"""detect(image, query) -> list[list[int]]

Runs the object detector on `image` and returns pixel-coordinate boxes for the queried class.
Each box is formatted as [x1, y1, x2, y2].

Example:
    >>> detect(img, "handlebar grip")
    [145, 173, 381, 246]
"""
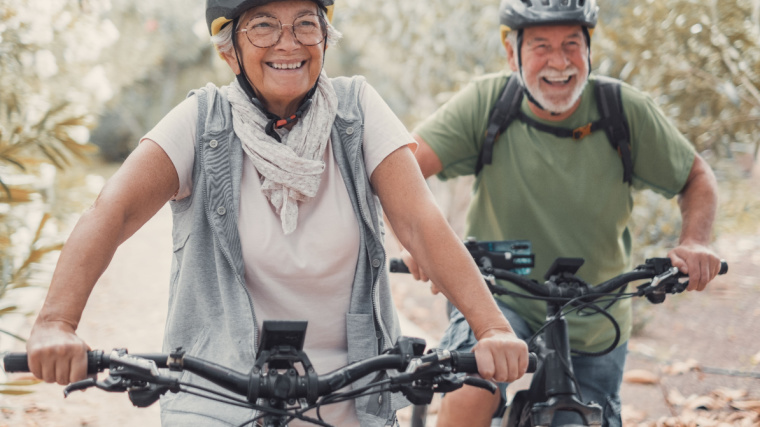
[3, 351, 105, 375]
[451, 352, 538, 374]
[719, 261, 728, 275]
[389, 258, 410, 274]
[3, 353, 30, 373]
[527, 352, 537, 373]
[452, 352, 478, 374]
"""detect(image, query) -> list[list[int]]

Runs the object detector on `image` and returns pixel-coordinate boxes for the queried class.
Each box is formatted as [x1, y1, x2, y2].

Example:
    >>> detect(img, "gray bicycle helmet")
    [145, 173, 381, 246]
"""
[206, 0, 334, 36]
[499, 0, 598, 44]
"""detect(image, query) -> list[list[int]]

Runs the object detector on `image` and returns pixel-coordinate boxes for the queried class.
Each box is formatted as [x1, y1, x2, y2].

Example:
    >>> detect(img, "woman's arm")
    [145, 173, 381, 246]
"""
[26, 140, 179, 385]
[371, 146, 528, 383]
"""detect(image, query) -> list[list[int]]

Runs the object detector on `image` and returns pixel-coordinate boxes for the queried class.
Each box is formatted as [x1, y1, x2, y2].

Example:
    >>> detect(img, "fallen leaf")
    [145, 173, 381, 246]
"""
[730, 400, 760, 412]
[751, 350, 760, 365]
[620, 404, 647, 422]
[713, 387, 748, 401]
[684, 395, 720, 410]
[725, 410, 760, 424]
[623, 369, 660, 384]
[662, 358, 700, 375]
[667, 388, 686, 406]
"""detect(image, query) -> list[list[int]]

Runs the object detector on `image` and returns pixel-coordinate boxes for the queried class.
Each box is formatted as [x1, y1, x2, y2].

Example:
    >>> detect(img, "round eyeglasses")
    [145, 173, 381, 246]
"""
[238, 14, 327, 48]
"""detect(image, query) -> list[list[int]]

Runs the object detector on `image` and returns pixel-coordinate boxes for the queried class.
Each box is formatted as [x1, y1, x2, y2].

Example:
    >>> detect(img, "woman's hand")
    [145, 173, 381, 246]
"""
[27, 320, 89, 385]
[471, 329, 529, 383]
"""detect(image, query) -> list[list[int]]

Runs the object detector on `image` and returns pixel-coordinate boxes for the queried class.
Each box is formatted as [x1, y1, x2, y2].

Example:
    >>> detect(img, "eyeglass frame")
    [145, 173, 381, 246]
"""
[236, 13, 328, 48]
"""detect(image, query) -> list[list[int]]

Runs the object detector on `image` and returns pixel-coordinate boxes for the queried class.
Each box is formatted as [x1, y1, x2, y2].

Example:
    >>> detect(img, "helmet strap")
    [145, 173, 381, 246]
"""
[515, 29, 549, 112]
[582, 26, 592, 77]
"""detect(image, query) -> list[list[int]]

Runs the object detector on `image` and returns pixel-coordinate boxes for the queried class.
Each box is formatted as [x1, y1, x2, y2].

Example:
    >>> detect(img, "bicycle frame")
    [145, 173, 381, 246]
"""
[502, 298, 603, 427]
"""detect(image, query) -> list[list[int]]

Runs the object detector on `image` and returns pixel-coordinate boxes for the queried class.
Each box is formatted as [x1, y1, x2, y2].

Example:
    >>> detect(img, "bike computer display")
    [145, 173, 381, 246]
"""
[258, 320, 308, 352]
[464, 238, 534, 275]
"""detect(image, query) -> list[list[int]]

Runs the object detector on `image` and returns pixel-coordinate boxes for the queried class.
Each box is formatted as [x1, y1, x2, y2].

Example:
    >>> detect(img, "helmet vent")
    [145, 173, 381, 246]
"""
[561, 0, 570, 6]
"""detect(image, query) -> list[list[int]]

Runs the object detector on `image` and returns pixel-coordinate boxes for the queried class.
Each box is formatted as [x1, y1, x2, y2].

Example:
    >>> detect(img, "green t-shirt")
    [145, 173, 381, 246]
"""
[415, 72, 696, 352]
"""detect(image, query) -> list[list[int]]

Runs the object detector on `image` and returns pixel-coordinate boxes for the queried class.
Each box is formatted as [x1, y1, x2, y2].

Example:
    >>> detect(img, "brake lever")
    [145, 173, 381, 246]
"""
[65, 375, 130, 397]
[64, 378, 98, 396]
[637, 267, 685, 304]
[462, 377, 498, 394]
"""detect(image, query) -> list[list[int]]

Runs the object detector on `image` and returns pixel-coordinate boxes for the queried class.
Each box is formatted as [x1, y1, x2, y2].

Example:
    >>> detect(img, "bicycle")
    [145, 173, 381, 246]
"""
[3, 319, 537, 427]
[389, 239, 728, 427]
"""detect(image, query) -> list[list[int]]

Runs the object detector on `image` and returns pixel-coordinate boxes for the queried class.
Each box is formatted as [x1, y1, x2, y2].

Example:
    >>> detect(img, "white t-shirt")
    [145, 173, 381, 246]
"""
[143, 81, 415, 426]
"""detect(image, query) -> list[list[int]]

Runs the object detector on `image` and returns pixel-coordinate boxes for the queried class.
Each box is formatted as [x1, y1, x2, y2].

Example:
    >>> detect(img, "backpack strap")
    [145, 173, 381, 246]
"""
[476, 74, 523, 176]
[594, 76, 633, 185]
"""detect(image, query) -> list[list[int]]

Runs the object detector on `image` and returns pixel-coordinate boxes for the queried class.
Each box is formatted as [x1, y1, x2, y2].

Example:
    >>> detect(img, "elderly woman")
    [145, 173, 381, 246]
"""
[25, 0, 528, 425]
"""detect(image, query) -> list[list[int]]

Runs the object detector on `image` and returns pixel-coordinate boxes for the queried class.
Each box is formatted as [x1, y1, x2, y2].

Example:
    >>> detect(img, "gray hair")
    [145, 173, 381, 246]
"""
[211, 14, 342, 55]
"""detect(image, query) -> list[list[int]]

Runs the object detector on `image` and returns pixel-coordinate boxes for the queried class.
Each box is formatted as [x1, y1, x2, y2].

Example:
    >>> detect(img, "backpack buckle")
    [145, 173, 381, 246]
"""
[572, 123, 593, 140]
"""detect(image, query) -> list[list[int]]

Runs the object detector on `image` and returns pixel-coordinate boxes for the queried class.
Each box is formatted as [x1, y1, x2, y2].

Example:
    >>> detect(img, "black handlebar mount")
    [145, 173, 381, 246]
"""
[249, 320, 320, 405]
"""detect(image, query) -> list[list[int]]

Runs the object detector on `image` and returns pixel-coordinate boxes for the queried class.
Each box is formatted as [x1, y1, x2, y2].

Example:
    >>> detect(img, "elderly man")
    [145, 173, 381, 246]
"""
[401, 0, 722, 425]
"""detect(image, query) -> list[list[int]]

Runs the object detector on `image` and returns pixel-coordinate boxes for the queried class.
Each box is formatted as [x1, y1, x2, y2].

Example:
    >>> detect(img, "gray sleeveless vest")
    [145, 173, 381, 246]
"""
[159, 76, 404, 426]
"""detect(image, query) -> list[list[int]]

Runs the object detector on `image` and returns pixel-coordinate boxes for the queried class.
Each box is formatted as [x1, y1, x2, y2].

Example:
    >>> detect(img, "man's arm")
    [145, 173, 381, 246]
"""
[668, 153, 722, 291]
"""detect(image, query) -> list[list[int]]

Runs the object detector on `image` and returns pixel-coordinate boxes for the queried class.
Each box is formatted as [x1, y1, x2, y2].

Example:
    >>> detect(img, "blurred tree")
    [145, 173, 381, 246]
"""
[332, 0, 506, 125]
[0, 0, 119, 343]
[89, 0, 229, 161]
[594, 0, 759, 172]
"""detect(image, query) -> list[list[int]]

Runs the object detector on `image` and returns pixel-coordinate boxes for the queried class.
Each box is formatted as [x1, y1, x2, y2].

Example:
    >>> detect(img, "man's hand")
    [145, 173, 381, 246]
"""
[471, 329, 529, 383]
[668, 242, 722, 291]
[400, 249, 444, 294]
[27, 320, 89, 385]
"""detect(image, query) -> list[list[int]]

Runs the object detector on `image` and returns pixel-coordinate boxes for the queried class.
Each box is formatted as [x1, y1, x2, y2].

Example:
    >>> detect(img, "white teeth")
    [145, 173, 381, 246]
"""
[271, 62, 304, 70]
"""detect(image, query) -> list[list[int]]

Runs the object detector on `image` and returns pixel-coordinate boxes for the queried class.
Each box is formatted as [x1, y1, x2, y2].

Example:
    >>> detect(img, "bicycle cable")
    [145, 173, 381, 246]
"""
[549, 325, 585, 403]
[177, 381, 254, 408]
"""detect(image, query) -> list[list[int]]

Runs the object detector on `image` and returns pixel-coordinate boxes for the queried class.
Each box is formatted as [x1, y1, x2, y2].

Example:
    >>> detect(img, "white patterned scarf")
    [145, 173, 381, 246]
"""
[226, 71, 338, 235]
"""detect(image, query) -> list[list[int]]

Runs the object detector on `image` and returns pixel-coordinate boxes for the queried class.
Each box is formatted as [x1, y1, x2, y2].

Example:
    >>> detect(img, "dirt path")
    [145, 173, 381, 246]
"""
[0, 205, 172, 427]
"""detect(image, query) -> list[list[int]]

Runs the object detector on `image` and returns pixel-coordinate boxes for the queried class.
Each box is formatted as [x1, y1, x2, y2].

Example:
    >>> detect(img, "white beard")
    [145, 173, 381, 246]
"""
[521, 66, 588, 114]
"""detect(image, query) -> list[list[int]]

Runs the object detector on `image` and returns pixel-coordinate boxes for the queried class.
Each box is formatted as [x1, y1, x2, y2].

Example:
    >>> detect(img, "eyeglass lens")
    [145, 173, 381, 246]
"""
[244, 14, 326, 48]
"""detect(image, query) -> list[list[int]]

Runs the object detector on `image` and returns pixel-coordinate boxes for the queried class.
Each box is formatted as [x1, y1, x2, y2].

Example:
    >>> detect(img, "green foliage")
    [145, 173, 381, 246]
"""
[0, 0, 109, 193]
[88, 0, 229, 161]
[333, 0, 506, 125]
[594, 0, 760, 161]
[0, 0, 119, 347]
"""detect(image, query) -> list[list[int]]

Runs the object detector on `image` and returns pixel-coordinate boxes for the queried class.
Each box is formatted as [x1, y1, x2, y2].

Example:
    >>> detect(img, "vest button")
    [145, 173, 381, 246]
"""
[346, 126, 354, 135]
[217, 206, 226, 215]
[371, 258, 381, 268]
[209, 139, 218, 148]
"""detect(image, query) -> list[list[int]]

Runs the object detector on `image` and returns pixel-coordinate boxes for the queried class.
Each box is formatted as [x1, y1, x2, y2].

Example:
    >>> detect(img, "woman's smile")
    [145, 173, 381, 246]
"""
[268, 60, 307, 70]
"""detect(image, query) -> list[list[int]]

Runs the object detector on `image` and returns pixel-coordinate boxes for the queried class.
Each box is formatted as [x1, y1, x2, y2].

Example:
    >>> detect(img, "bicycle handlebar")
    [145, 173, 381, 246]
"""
[3, 346, 538, 402]
[391, 256, 728, 302]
